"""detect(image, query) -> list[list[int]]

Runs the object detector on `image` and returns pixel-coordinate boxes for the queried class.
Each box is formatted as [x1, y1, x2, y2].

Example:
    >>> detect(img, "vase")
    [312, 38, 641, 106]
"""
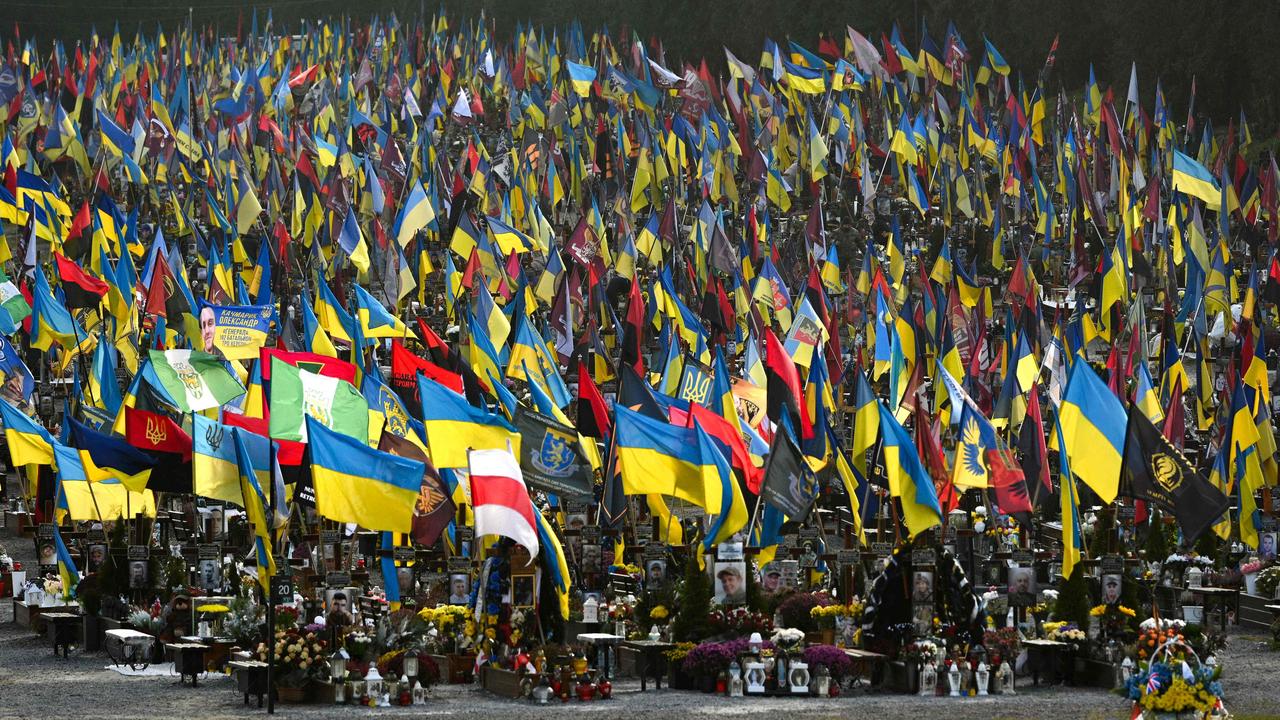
[1243, 572, 1258, 595]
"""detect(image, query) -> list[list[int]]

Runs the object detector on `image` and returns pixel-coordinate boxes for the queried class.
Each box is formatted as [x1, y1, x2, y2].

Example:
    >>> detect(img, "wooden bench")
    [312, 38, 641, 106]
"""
[105, 629, 154, 669]
[842, 648, 888, 690]
[229, 660, 269, 707]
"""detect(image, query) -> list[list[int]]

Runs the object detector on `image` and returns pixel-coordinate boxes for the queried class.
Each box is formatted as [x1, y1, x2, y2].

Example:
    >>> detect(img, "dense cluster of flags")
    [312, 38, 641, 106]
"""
[0, 7, 1275, 614]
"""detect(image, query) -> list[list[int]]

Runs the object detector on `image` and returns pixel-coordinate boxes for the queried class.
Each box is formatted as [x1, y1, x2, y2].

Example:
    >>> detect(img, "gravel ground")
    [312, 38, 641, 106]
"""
[2, 523, 1275, 720]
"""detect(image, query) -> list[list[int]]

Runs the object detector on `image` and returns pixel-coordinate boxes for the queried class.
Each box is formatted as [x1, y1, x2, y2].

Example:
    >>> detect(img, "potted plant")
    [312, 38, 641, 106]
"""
[1256, 566, 1280, 600]
[801, 644, 853, 693]
[664, 643, 695, 689]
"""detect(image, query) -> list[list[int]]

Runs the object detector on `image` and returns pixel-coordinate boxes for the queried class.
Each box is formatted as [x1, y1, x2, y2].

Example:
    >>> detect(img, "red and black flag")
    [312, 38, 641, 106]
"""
[576, 359, 612, 438]
[621, 275, 646, 374]
[54, 252, 108, 309]
[764, 328, 809, 437]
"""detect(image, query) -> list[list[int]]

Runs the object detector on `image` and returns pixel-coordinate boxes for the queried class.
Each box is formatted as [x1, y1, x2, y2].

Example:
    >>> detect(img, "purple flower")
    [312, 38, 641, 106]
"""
[802, 645, 854, 679]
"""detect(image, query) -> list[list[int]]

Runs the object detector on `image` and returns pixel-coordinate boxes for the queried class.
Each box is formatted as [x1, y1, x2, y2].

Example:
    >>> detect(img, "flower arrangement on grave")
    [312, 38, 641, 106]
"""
[770, 627, 805, 653]
[802, 644, 854, 680]
[664, 642, 696, 664]
[982, 627, 1021, 665]
[681, 638, 772, 678]
[900, 639, 939, 664]
[649, 604, 669, 622]
[126, 604, 166, 635]
[269, 603, 297, 628]
[42, 576, 63, 598]
[344, 630, 376, 664]
[1257, 566, 1280, 598]
[1091, 603, 1138, 638]
[775, 590, 833, 632]
[1044, 621, 1087, 644]
[257, 629, 329, 688]
[707, 606, 773, 637]
[810, 600, 864, 630]
[375, 648, 439, 686]
[223, 595, 263, 647]
[1124, 637, 1224, 717]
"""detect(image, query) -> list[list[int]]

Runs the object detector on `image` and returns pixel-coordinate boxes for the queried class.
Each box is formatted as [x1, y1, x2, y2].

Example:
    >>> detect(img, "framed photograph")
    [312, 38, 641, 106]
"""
[37, 541, 56, 567]
[713, 560, 747, 604]
[511, 574, 536, 608]
[566, 514, 588, 533]
[198, 559, 222, 591]
[581, 543, 601, 572]
[1008, 566, 1037, 607]
[912, 571, 934, 603]
[447, 573, 471, 604]
[1260, 532, 1277, 562]
[326, 587, 360, 627]
[645, 559, 668, 587]
[1101, 574, 1123, 605]
[86, 544, 107, 573]
[778, 560, 800, 590]
[128, 560, 149, 590]
[397, 567, 415, 597]
[759, 562, 783, 595]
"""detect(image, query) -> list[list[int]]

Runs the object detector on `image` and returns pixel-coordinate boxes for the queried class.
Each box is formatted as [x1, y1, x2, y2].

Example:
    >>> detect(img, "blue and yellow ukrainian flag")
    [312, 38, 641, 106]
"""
[69, 417, 154, 492]
[566, 60, 596, 97]
[52, 524, 79, 598]
[233, 427, 275, 591]
[307, 415, 423, 534]
[877, 400, 942, 538]
[1058, 360, 1126, 503]
[394, 180, 436, 247]
[1171, 150, 1222, 210]
[417, 375, 520, 468]
[1055, 413, 1084, 578]
[613, 403, 717, 509]
[0, 399, 55, 466]
[30, 265, 89, 352]
[192, 414, 246, 504]
[314, 274, 357, 343]
[300, 293, 339, 357]
[535, 510, 572, 618]
[354, 284, 412, 339]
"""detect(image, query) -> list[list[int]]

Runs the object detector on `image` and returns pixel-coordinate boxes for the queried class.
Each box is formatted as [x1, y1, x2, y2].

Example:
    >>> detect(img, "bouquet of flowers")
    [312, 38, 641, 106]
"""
[344, 630, 375, 663]
[257, 629, 328, 688]
[223, 596, 263, 647]
[1090, 604, 1138, 638]
[770, 627, 805, 653]
[649, 605, 670, 622]
[708, 607, 773, 637]
[983, 627, 1021, 664]
[42, 577, 63, 598]
[901, 640, 939, 664]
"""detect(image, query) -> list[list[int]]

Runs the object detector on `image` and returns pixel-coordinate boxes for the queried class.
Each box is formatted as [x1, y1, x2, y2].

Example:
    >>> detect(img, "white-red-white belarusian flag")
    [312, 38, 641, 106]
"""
[468, 447, 539, 557]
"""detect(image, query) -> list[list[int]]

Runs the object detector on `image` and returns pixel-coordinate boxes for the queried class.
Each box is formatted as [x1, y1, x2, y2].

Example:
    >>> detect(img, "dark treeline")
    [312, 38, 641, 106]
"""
[3, 0, 1278, 136]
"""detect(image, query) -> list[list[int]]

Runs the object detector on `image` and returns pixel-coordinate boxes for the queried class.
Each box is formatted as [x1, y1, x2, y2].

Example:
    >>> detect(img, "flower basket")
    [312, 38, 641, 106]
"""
[275, 684, 310, 703]
[1126, 637, 1223, 718]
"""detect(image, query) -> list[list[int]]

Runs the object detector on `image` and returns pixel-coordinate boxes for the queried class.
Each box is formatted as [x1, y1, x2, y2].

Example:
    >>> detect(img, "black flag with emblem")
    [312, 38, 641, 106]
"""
[1121, 409, 1228, 543]
[760, 422, 816, 523]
